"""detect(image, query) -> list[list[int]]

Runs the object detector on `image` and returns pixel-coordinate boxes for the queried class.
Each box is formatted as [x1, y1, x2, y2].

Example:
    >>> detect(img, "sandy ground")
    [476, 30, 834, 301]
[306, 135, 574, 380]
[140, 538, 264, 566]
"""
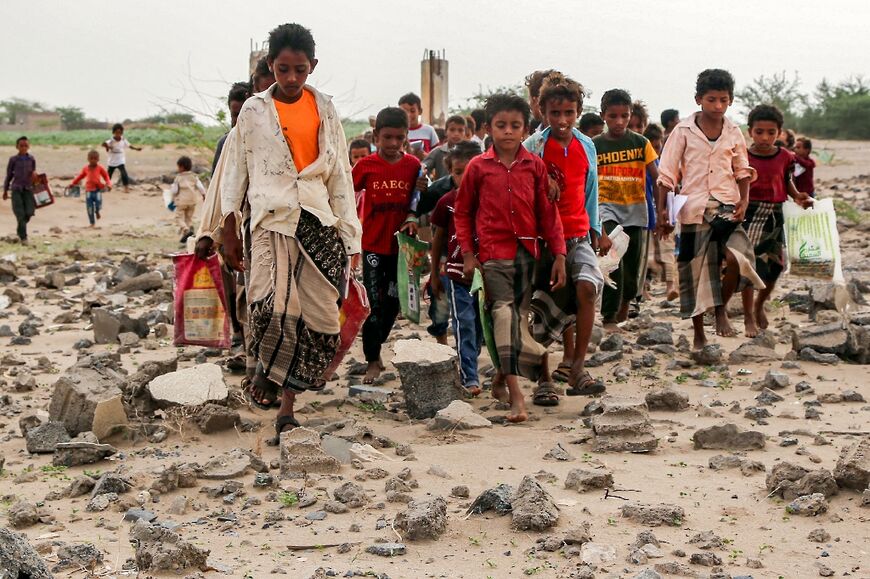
[0, 140, 868, 579]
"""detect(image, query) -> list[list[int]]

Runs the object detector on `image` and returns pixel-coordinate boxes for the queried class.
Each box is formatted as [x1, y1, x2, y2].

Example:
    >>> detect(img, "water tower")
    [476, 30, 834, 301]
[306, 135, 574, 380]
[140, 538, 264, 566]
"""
[421, 49, 448, 127]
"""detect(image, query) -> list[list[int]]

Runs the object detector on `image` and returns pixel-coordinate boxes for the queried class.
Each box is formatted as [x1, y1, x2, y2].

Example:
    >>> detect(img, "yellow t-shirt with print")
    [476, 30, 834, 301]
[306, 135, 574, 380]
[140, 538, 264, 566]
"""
[593, 130, 657, 228]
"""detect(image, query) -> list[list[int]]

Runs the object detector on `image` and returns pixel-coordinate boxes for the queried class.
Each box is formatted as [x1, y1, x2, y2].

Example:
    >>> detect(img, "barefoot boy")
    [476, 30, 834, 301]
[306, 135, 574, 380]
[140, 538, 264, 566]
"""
[454, 94, 567, 422]
[656, 69, 764, 349]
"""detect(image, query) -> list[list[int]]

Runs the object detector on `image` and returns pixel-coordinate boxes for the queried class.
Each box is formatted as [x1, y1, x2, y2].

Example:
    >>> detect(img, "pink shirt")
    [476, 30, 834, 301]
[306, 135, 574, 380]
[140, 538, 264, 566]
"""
[657, 112, 753, 225]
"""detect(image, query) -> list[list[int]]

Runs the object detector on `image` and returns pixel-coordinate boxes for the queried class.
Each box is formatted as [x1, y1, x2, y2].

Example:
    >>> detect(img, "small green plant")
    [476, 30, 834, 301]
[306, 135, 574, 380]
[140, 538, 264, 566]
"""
[758, 544, 774, 555]
[468, 536, 481, 546]
[40, 465, 67, 475]
[358, 402, 386, 413]
[485, 559, 497, 569]
[675, 374, 688, 384]
[278, 491, 299, 507]
[607, 517, 617, 526]
[581, 453, 593, 462]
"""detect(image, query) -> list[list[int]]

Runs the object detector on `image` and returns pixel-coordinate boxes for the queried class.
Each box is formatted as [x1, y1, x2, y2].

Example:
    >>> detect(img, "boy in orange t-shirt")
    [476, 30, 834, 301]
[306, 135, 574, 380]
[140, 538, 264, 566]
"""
[70, 150, 111, 226]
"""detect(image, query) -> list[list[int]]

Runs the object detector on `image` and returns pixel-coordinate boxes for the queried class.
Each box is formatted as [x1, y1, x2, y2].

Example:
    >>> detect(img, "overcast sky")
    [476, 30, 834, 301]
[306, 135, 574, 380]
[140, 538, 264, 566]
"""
[3, 0, 868, 125]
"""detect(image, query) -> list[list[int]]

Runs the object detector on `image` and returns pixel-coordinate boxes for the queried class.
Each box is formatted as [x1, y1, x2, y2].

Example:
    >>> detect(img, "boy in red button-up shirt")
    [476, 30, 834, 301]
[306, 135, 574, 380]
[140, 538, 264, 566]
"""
[454, 94, 566, 423]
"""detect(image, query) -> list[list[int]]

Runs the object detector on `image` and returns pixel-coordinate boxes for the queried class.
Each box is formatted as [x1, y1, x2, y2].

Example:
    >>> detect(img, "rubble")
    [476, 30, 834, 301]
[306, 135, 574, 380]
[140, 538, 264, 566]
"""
[692, 423, 765, 450]
[428, 400, 492, 430]
[511, 475, 559, 531]
[620, 502, 685, 527]
[392, 339, 464, 419]
[280, 427, 341, 478]
[833, 438, 870, 490]
[0, 527, 53, 579]
[564, 468, 613, 492]
[591, 396, 658, 452]
[48, 356, 128, 440]
[130, 519, 209, 572]
[146, 363, 229, 408]
[394, 496, 448, 540]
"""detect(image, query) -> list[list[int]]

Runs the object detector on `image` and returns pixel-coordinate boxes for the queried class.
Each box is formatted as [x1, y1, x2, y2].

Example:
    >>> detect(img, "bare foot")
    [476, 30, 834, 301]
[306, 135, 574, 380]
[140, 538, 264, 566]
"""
[603, 321, 623, 334]
[363, 361, 381, 384]
[744, 315, 758, 338]
[715, 310, 737, 338]
[506, 396, 528, 423]
[755, 303, 769, 330]
[693, 333, 707, 350]
[491, 372, 510, 404]
[435, 334, 448, 346]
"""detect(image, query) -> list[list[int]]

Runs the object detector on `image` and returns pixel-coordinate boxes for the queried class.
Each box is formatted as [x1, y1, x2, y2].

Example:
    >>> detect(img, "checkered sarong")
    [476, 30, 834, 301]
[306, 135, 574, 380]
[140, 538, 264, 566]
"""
[743, 201, 785, 283]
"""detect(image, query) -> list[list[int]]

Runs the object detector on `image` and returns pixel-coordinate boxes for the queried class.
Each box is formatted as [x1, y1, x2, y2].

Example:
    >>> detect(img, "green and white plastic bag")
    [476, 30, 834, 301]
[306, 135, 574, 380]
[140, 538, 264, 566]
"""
[783, 198, 844, 283]
[470, 268, 500, 371]
[396, 232, 430, 324]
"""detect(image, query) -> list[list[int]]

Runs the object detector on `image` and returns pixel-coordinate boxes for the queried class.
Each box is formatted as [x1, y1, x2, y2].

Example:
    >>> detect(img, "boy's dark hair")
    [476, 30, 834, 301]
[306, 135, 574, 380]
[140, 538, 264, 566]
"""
[435, 127, 446, 142]
[375, 107, 409, 131]
[112, 123, 123, 133]
[470, 109, 485, 131]
[525, 69, 556, 99]
[630, 100, 649, 127]
[579, 113, 604, 133]
[796, 136, 812, 151]
[445, 115, 467, 128]
[643, 123, 664, 141]
[538, 71, 586, 112]
[15, 136, 28, 145]
[267, 23, 316, 61]
[782, 128, 796, 148]
[228, 82, 251, 104]
[445, 140, 482, 168]
[464, 115, 476, 132]
[600, 89, 632, 114]
[748, 104, 785, 129]
[695, 69, 735, 99]
[87, 149, 99, 158]
[177, 156, 193, 171]
[253, 57, 270, 81]
[398, 93, 422, 108]
[660, 108, 680, 127]
[349, 139, 371, 151]
[484, 93, 531, 127]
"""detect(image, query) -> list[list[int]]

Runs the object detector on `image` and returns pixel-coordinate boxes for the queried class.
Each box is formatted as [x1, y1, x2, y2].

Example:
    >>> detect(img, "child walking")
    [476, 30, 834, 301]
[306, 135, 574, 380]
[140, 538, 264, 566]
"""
[455, 93, 566, 423]
[423, 115, 468, 179]
[642, 124, 678, 301]
[793, 137, 816, 197]
[353, 107, 421, 384]
[656, 69, 764, 349]
[171, 156, 206, 243]
[594, 89, 659, 331]
[103, 123, 141, 192]
[70, 150, 111, 227]
[3, 136, 36, 244]
[741, 104, 813, 336]
[398, 93, 439, 155]
[524, 72, 605, 402]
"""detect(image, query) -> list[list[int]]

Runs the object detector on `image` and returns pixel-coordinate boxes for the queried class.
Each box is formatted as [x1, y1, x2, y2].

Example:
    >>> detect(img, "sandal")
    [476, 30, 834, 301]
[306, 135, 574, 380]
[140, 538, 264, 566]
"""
[532, 381, 560, 407]
[463, 385, 482, 398]
[551, 363, 572, 383]
[244, 376, 280, 410]
[268, 415, 300, 445]
[566, 372, 606, 396]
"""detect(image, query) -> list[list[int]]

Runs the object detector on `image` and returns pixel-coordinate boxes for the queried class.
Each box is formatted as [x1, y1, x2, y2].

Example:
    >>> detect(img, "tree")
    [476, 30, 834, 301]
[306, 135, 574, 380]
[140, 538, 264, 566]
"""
[0, 98, 47, 124]
[55, 106, 86, 130]
[452, 83, 525, 114]
[800, 76, 870, 139]
[735, 71, 806, 126]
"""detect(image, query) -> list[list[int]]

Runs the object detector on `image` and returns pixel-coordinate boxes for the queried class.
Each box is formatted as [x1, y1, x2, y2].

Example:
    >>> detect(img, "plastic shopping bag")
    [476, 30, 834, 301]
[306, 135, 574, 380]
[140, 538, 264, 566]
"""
[172, 253, 230, 348]
[598, 225, 631, 289]
[396, 232, 430, 324]
[163, 189, 176, 211]
[31, 173, 54, 208]
[471, 268, 500, 371]
[783, 198, 843, 283]
[322, 276, 370, 380]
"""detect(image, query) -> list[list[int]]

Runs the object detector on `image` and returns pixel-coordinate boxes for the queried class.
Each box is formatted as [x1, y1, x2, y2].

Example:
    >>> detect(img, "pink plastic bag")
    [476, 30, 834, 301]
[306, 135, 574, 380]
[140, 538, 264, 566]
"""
[172, 253, 231, 349]
[322, 277, 370, 380]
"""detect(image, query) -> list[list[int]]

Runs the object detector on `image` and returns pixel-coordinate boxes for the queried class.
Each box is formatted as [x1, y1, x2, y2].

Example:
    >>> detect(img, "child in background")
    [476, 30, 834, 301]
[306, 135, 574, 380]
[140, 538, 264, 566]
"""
[741, 104, 813, 337]
[171, 155, 206, 243]
[398, 93, 439, 155]
[777, 128, 796, 150]
[349, 139, 372, 167]
[70, 150, 111, 227]
[454, 94, 566, 423]
[103, 123, 141, 192]
[594, 89, 658, 331]
[579, 113, 605, 138]
[251, 57, 276, 93]
[524, 72, 605, 401]
[643, 124, 678, 300]
[464, 115, 476, 141]
[3, 136, 36, 244]
[628, 100, 655, 307]
[793, 137, 816, 197]
[657, 69, 764, 349]
[429, 142, 485, 394]
[660, 108, 680, 142]
[353, 107, 421, 384]
[525, 69, 556, 133]
[469, 109, 487, 147]
[423, 115, 468, 179]
[212, 82, 252, 173]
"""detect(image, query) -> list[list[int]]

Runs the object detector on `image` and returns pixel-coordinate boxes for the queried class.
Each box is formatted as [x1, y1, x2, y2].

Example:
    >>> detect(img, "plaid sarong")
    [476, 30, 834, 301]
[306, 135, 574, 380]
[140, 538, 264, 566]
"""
[530, 245, 576, 347]
[248, 210, 346, 392]
[678, 198, 765, 318]
[482, 246, 546, 380]
[743, 200, 785, 283]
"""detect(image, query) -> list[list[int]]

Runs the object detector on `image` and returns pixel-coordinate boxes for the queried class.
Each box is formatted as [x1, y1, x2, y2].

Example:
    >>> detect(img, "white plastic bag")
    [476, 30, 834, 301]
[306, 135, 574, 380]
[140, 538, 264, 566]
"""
[783, 198, 843, 283]
[598, 225, 630, 289]
[162, 189, 176, 211]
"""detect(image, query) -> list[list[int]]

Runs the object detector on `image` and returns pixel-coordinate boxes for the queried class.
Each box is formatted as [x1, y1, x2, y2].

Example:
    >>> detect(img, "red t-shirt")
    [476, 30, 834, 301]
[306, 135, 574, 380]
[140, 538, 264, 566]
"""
[793, 154, 815, 195]
[748, 147, 794, 203]
[543, 137, 590, 238]
[352, 153, 420, 255]
[430, 189, 465, 283]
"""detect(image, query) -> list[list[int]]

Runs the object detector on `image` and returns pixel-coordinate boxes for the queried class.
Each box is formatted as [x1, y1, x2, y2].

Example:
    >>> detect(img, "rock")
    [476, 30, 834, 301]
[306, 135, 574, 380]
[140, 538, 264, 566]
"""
[564, 468, 613, 492]
[591, 396, 658, 453]
[799, 348, 840, 365]
[786, 493, 829, 516]
[394, 496, 448, 540]
[92, 307, 148, 343]
[130, 520, 209, 572]
[691, 344, 723, 366]
[113, 257, 150, 284]
[365, 543, 406, 557]
[633, 571, 663, 579]
[543, 443, 575, 461]
[428, 400, 491, 430]
[808, 528, 831, 543]
[689, 530, 724, 550]
[692, 423, 765, 450]
[451, 485, 470, 498]
[392, 339, 464, 419]
[600, 334, 624, 351]
[0, 527, 53, 579]
[753, 369, 790, 390]
[817, 563, 835, 577]
[92, 472, 132, 497]
[150, 464, 198, 493]
[48, 362, 128, 440]
[689, 552, 722, 566]
[86, 492, 118, 512]
[54, 542, 103, 571]
[833, 438, 870, 490]
[637, 326, 673, 346]
[645, 388, 689, 411]
[280, 427, 341, 478]
[348, 384, 391, 403]
[511, 476, 559, 531]
[620, 502, 685, 527]
[194, 404, 240, 434]
[25, 421, 71, 453]
[791, 322, 869, 363]
[146, 364, 228, 408]
[333, 482, 369, 508]
[563, 521, 593, 545]
[774, 469, 839, 500]
[8, 500, 41, 528]
[585, 349, 623, 367]
[114, 271, 164, 293]
[200, 448, 264, 480]
[67, 475, 97, 497]
[124, 508, 158, 523]
[168, 496, 189, 515]
[53, 440, 117, 467]
[467, 483, 513, 515]
[756, 388, 785, 406]
[581, 542, 617, 565]
[708, 454, 744, 470]
[728, 343, 780, 364]
[118, 332, 140, 347]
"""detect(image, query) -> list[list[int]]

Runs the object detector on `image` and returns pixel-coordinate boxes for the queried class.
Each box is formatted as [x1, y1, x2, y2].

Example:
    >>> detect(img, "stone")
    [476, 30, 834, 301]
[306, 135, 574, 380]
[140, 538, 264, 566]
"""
[833, 438, 870, 490]
[511, 476, 559, 531]
[599, 333, 624, 351]
[113, 257, 150, 284]
[620, 502, 685, 527]
[53, 440, 117, 467]
[467, 483, 513, 515]
[451, 485, 470, 498]
[25, 421, 71, 453]
[689, 552, 722, 566]
[689, 530, 724, 550]
[92, 472, 132, 497]
[581, 542, 617, 565]
[55, 542, 103, 571]
[68, 475, 97, 497]
[130, 519, 209, 572]
[799, 348, 840, 364]
[124, 508, 158, 523]
[692, 423, 765, 450]
[118, 332, 140, 347]
[280, 427, 341, 478]
[808, 528, 831, 543]
[428, 400, 492, 430]
[791, 322, 869, 363]
[394, 496, 448, 540]
[591, 396, 658, 453]
[0, 527, 53, 579]
[756, 388, 785, 406]
[753, 370, 790, 390]
[691, 344, 723, 366]
[48, 362, 128, 440]
[728, 343, 780, 364]
[92, 307, 148, 343]
[543, 443, 575, 461]
[633, 571, 663, 579]
[585, 349, 623, 367]
[8, 500, 41, 528]
[146, 364, 228, 408]
[87, 492, 118, 512]
[365, 543, 406, 557]
[114, 271, 164, 293]
[645, 388, 689, 411]
[201, 448, 264, 480]
[194, 403, 240, 434]
[392, 339, 464, 419]
[774, 469, 839, 500]
[348, 384, 391, 403]
[786, 493, 829, 516]
[563, 521, 593, 545]
[637, 326, 673, 346]
[151, 464, 198, 493]
[564, 468, 613, 492]
[817, 563, 835, 577]
[333, 482, 369, 508]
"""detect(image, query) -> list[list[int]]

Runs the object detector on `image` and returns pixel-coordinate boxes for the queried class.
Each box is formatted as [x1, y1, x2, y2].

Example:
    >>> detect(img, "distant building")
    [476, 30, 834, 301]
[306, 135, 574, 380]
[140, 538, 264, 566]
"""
[0, 111, 62, 132]
[250, 39, 267, 77]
